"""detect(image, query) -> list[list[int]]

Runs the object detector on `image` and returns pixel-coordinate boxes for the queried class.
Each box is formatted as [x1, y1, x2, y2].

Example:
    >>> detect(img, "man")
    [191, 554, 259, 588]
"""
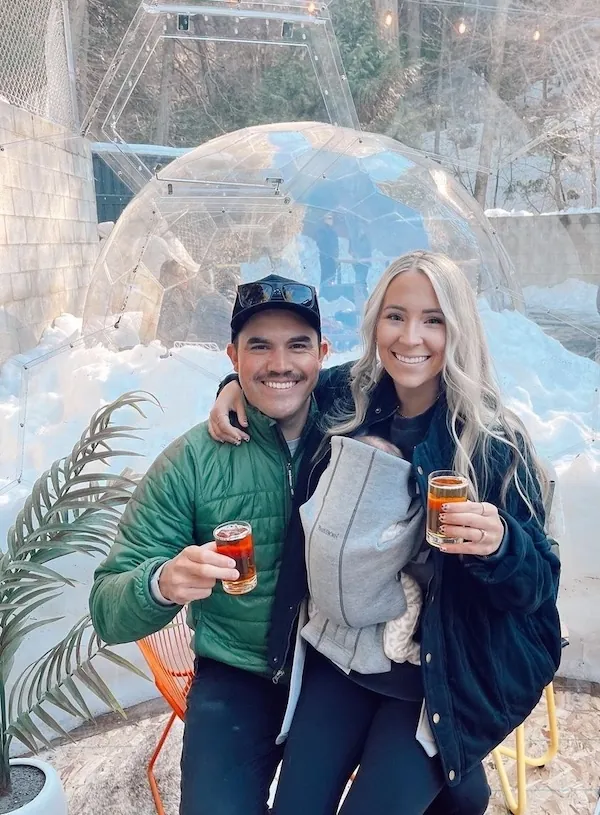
[349, 223, 371, 301]
[89, 273, 327, 815]
[315, 212, 340, 288]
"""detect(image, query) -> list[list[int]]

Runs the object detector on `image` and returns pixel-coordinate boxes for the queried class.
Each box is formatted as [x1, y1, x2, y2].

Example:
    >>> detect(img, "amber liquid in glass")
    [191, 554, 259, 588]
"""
[214, 522, 257, 595]
[426, 473, 469, 548]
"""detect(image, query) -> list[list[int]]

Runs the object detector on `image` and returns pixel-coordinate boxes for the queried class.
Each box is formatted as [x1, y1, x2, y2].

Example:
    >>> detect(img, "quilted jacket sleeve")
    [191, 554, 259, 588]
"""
[462, 441, 560, 614]
[89, 435, 196, 645]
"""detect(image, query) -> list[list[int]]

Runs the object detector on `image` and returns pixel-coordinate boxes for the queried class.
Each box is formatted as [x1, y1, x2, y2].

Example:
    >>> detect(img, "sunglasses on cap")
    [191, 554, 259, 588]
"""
[236, 282, 316, 309]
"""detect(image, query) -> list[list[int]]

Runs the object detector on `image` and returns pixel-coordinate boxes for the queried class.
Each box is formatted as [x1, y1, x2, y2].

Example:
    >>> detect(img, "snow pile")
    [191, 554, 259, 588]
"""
[479, 300, 598, 463]
[522, 278, 600, 317]
[0, 317, 230, 497]
[487, 207, 600, 218]
[486, 208, 535, 217]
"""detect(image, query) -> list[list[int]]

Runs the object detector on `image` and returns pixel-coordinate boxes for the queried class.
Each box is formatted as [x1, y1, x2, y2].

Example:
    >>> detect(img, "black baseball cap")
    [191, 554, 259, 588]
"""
[230, 274, 322, 341]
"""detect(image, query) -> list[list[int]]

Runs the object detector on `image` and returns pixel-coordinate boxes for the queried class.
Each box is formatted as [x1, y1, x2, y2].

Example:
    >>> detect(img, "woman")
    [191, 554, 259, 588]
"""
[209, 251, 562, 814]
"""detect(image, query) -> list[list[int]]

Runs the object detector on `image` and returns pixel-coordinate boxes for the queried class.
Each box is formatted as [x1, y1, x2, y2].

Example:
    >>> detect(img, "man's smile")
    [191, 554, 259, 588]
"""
[261, 380, 301, 390]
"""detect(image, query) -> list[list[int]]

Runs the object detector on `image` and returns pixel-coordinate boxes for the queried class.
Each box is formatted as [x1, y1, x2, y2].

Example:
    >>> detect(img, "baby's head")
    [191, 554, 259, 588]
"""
[356, 435, 404, 459]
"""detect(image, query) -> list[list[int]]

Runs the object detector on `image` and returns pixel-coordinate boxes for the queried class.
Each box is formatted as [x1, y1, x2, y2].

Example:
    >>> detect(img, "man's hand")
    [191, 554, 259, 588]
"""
[159, 542, 240, 604]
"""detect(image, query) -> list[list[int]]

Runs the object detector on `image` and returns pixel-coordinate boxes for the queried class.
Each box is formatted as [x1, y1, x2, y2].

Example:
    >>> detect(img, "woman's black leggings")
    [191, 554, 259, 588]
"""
[273, 648, 489, 815]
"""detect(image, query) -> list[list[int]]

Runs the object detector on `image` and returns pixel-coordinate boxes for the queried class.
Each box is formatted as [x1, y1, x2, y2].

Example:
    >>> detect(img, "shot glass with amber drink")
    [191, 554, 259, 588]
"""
[213, 521, 257, 595]
[426, 470, 469, 549]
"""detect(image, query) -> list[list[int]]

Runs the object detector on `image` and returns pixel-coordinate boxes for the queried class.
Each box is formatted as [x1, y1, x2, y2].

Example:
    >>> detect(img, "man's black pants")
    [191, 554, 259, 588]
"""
[180, 658, 287, 815]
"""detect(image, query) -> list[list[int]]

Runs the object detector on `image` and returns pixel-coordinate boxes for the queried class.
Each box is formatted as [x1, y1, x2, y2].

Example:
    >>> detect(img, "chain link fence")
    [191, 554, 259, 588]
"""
[0, 0, 76, 129]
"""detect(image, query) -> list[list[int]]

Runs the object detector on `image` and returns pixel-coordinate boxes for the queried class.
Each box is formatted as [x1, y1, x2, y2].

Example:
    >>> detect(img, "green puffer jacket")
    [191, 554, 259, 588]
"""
[89, 404, 305, 676]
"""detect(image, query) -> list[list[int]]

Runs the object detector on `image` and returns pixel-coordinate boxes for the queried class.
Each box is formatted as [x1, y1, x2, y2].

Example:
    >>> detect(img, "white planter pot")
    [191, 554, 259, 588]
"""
[7, 758, 67, 815]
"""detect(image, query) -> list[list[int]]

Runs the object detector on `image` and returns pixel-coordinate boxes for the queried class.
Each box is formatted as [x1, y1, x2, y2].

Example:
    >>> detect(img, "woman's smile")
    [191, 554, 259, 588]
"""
[391, 353, 431, 365]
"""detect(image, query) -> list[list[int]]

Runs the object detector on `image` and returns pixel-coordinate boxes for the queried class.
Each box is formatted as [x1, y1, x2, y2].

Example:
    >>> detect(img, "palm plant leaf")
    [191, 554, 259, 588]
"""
[44, 688, 85, 720]
[1, 599, 63, 646]
[0, 390, 160, 770]
[7, 724, 38, 755]
[2, 561, 75, 589]
[0, 618, 64, 676]
[62, 677, 93, 722]
[7, 616, 149, 753]
[32, 707, 72, 742]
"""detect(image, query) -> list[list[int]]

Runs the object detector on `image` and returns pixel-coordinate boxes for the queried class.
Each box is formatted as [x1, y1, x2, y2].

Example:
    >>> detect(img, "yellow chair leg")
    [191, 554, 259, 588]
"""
[496, 685, 559, 766]
[491, 684, 559, 814]
[492, 725, 527, 814]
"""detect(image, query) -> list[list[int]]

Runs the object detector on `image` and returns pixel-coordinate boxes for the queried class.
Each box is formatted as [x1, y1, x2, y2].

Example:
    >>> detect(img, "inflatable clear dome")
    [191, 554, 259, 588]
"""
[83, 122, 521, 351]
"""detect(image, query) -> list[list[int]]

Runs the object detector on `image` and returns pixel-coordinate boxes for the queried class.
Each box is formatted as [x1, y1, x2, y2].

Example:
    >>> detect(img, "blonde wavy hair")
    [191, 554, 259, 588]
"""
[327, 250, 547, 516]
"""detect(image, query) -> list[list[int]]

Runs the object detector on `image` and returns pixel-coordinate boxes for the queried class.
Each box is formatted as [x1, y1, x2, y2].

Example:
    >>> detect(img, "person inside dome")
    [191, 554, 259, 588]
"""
[315, 211, 341, 289]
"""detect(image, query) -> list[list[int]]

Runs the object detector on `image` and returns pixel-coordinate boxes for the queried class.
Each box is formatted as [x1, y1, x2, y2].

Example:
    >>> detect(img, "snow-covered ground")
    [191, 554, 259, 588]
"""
[0, 295, 598, 735]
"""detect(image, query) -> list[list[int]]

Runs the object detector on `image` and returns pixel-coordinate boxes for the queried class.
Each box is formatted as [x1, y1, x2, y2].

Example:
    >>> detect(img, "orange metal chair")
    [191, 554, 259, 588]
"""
[138, 609, 195, 815]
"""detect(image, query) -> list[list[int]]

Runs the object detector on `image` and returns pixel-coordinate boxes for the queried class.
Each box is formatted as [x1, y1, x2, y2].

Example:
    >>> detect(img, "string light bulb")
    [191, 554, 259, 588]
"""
[308, 1, 316, 12]
[384, 11, 393, 28]
[457, 18, 467, 35]
[533, 28, 541, 41]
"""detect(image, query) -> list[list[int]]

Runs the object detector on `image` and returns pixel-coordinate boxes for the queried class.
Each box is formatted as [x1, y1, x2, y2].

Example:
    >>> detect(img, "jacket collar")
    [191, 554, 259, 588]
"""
[363, 373, 401, 425]
[244, 397, 319, 447]
[364, 372, 448, 423]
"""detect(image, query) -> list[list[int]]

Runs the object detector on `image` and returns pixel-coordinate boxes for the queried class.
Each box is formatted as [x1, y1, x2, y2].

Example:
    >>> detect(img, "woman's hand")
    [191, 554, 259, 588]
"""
[438, 501, 505, 557]
[208, 380, 250, 445]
